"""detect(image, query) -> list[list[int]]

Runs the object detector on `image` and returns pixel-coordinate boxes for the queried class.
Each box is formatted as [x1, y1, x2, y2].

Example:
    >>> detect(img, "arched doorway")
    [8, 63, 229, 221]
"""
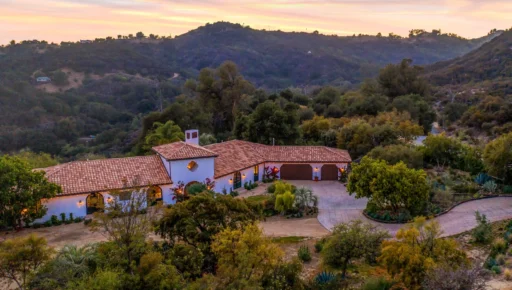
[253, 166, 259, 182]
[233, 172, 242, 189]
[185, 181, 202, 195]
[147, 186, 163, 206]
[86, 192, 105, 215]
[321, 164, 339, 180]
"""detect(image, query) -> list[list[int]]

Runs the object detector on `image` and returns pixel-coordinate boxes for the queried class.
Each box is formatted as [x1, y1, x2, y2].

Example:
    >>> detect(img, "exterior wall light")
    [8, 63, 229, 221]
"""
[77, 200, 84, 208]
[229, 178, 233, 184]
[242, 174, 246, 179]
[314, 167, 319, 172]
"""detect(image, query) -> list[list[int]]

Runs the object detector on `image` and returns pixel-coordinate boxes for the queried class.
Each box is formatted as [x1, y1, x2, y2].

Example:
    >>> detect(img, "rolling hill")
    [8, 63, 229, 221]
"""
[425, 30, 512, 96]
[0, 22, 500, 90]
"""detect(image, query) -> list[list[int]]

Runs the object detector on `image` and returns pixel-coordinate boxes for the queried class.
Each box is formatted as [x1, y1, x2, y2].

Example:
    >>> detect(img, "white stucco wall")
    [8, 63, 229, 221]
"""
[161, 184, 175, 205]
[214, 175, 232, 194]
[214, 164, 263, 194]
[35, 183, 176, 223]
[169, 157, 215, 189]
[35, 194, 89, 223]
[160, 155, 170, 175]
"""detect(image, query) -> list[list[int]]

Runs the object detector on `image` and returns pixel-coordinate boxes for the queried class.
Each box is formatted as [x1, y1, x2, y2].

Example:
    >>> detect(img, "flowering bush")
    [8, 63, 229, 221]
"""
[172, 181, 187, 202]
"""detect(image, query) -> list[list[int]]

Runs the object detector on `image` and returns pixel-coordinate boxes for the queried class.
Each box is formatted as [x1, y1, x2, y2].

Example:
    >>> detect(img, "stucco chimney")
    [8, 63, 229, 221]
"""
[185, 129, 199, 145]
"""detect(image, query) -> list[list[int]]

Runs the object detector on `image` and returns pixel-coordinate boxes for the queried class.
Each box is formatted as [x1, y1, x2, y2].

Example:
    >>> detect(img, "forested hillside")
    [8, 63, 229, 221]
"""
[426, 30, 512, 93]
[0, 22, 502, 159]
[424, 31, 512, 138]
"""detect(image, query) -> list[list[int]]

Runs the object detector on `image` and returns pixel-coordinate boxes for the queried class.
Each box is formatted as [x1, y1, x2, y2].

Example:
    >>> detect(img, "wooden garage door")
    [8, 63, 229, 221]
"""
[280, 164, 312, 180]
[321, 164, 338, 180]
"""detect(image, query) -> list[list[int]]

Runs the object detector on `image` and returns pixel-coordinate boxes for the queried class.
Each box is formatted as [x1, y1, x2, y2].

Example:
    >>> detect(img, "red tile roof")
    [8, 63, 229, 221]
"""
[205, 140, 351, 178]
[38, 155, 171, 196]
[152, 141, 218, 161]
[205, 140, 267, 178]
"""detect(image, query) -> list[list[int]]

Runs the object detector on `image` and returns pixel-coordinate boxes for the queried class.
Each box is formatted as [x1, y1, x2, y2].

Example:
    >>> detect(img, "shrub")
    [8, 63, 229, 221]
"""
[483, 180, 498, 194]
[267, 183, 276, 193]
[472, 211, 492, 244]
[32, 222, 42, 229]
[451, 182, 480, 194]
[84, 219, 92, 226]
[491, 238, 508, 257]
[314, 239, 325, 253]
[74, 217, 83, 223]
[50, 215, 61, 226]
[229, 190, 239, 197]
[491, 265, 502, 275]
[69, 213, 74, 221]
[275, 191, 295, 213]
[298, 245, 311, 262]
[60, 213, 66, 223]
[43, 220, 52, 227]
[508, 248, 512, 256]
[361, 277, 394, 290]
[504, 269, 512, 281]
[187, 183, 207, 195]
[504, 186, 512, 194]
[484, 257, 497, 269]
[496, 254, 506, 265]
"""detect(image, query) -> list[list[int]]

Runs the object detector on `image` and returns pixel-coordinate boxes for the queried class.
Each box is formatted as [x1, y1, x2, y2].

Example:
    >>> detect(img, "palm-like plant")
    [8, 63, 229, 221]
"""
[56, 244, 97, 275]
[294, 187, 318, 214]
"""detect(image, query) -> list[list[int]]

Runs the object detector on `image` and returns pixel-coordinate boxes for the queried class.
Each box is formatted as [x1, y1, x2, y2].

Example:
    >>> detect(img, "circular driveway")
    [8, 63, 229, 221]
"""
[290, 181, 512, 237]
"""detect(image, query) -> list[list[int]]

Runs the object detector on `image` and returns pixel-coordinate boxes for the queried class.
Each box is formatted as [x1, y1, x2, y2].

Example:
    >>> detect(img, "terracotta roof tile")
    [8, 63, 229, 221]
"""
[205, 140, 351, 178]
[152, 141, 218, 160]
[39, 155, 171, 196]
[205, 140, 267, 178]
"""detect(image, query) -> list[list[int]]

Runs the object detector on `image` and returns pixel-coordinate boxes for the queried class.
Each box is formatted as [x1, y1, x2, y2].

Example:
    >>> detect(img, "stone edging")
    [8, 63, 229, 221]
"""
[363, 194, 512, 224]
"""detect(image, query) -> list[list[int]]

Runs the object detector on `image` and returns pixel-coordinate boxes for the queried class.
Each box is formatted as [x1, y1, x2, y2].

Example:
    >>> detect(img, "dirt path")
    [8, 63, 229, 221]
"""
[261, 216, 329, 238]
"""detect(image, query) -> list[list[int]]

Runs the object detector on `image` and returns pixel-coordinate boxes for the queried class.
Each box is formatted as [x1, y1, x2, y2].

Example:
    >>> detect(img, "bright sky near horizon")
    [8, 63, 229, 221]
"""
[1, 0, 510, 44]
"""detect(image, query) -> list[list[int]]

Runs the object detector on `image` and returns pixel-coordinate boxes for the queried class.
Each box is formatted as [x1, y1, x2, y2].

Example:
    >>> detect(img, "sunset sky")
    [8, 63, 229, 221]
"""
[1, 0, 510, 44]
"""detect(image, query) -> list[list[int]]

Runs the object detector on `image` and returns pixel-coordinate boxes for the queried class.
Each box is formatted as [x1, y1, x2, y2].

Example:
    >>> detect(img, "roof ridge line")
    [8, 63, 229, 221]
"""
[184, 142, 218, 155]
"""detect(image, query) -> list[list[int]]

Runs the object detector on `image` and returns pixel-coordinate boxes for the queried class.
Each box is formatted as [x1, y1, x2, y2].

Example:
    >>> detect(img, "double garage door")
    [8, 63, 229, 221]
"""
[280, 164, 338, 180]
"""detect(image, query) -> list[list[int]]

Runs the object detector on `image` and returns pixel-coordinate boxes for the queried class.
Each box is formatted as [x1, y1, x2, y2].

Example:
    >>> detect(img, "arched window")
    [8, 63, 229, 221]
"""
[86, 192, 105, 215]
[147, 186, 163, 206]
[233, 171, 242, 189]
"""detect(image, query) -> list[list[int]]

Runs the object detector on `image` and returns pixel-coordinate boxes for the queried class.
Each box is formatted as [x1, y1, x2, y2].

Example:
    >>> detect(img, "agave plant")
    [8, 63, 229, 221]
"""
[483, 180, 498, 194]
[475, 173, 492, 186]
[315, 271, 336, 284]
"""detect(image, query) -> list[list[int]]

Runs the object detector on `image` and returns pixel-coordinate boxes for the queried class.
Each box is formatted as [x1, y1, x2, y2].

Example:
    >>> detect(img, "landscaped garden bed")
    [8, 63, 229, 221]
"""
[246, 180, 319, 218]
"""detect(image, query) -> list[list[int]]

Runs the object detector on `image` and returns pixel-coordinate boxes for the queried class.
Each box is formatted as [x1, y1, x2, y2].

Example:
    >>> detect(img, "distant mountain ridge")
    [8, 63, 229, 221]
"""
[0, 22, 501, 90]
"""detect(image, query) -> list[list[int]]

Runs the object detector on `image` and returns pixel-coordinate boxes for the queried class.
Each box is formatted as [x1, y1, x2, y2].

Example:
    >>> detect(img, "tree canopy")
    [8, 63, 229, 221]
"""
[347, 157, 429, 215]
[0, 156, 61, 229]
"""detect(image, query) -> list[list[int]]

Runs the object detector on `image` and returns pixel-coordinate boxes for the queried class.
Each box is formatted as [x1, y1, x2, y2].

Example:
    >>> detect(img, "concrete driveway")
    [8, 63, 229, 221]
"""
[291, 181, 512, 237]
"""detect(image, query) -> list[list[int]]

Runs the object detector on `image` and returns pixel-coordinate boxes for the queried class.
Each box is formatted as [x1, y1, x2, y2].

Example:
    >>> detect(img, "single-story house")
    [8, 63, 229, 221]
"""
[35, 130, 351, 222]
